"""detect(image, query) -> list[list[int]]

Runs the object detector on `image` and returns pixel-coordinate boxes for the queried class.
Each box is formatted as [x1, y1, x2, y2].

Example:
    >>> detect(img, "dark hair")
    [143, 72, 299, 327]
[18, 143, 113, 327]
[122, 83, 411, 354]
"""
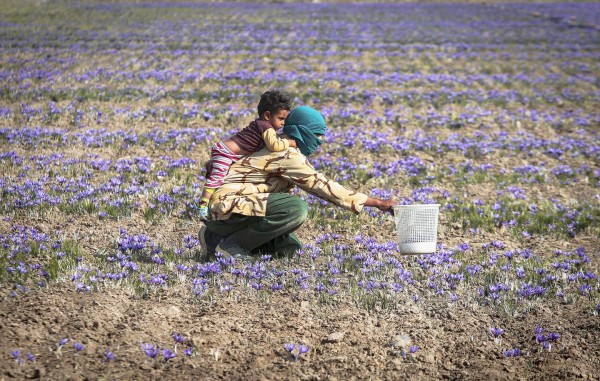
[257, 90, 291, 118]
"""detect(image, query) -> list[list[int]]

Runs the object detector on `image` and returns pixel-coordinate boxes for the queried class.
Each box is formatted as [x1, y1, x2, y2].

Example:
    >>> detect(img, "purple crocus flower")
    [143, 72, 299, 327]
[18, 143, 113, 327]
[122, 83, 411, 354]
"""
[11, 350, 21, 365]
[284, 343, 295, 352]
[184, 347, 193, 356]
[141, 343, 159, 359]
[536, 333, 547, 343]
[457, 242, 470, 251]
[75, 282, 90, 292]
[182, 234, 199, 249]
[490, 327, 503, 338]
[409, 346, 419, 354]
[59, 338, 68, 347]
[515, 267, 525, 279]
[291, 344, 309, 361]
[73, 342, 85, 352]
[298, 345, 309, 355]
[548, 332, 560, 341]
[172, 333, 185, 344]
[176, 264, 189, 272]
[250, 282, 263, 290]
[504, 348, 521, 357]
[104, 349, 116, 361]
[578, 283, 592, 296]
[163, 348, 177, 361]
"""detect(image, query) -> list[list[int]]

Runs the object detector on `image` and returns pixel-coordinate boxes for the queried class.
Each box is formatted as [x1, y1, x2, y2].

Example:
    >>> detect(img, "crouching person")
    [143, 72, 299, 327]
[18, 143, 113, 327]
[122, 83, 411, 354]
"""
[198, 106, 394, 260]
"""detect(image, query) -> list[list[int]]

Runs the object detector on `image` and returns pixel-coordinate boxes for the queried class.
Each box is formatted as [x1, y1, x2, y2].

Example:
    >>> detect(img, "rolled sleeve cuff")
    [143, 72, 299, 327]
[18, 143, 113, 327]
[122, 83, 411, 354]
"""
[352, 192, 369, 214]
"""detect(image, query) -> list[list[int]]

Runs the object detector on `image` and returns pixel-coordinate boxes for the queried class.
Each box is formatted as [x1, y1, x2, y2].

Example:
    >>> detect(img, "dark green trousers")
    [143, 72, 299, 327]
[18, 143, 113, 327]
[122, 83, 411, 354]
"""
[205, 193, 308, 255]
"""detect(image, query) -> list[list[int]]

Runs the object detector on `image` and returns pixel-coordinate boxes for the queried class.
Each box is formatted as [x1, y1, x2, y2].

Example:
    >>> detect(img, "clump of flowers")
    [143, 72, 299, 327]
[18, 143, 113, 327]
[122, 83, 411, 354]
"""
[504, 348, 522, 358]
[141, 342, 179, 364]
[284, 342, 309, 362]
[535, 326, 560, 351]
[11, 350, 35, 366]
[490, 326, 504, 344]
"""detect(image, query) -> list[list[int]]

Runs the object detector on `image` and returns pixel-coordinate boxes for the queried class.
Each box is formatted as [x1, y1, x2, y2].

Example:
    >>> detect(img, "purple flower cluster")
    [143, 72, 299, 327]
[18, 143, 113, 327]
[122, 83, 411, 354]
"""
[11, 350, 36, 365]
[490, 327, 504, 338]
[117, 229, 150, 253]
[284, 342, 309, 361]
[535, 327, 560, 351]
[504, 348, 522, 358]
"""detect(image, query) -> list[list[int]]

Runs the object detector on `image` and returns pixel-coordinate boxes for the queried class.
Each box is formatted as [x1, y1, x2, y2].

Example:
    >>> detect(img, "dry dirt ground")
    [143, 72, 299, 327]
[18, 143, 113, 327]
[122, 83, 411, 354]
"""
[1, 281, 599, 381]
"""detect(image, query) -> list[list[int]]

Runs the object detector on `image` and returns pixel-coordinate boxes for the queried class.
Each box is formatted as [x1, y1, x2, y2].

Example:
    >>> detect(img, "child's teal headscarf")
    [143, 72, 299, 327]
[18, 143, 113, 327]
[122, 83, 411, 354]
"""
[282, 106, 327, 157]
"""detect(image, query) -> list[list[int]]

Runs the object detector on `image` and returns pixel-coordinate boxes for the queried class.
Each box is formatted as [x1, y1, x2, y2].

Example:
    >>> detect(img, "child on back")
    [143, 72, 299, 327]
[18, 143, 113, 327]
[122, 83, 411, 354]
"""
[197, 90, 296, 220]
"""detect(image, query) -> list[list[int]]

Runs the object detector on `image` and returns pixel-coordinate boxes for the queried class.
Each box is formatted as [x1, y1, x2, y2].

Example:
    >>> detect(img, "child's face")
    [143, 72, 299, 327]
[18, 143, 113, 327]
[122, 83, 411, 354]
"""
[263, 109, 289, 130]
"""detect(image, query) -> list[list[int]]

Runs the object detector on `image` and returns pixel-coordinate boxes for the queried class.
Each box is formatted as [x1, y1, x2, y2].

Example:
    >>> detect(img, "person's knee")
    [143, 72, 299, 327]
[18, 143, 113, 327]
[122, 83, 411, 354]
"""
[288, 198, 308, 226]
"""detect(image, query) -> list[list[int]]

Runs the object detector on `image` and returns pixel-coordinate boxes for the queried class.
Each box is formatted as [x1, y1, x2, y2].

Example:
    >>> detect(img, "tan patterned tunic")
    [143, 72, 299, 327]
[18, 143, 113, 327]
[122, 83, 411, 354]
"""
[208, 146, 369, 220]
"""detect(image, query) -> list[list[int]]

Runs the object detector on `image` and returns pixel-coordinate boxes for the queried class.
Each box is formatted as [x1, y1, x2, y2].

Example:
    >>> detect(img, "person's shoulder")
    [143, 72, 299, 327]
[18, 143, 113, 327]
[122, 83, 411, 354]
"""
[254, 119, 273, 131]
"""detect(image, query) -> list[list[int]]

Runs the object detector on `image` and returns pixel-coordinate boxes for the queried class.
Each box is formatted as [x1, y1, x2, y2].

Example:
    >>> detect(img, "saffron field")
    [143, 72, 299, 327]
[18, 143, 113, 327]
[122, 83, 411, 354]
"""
[0, 2, 599, 380]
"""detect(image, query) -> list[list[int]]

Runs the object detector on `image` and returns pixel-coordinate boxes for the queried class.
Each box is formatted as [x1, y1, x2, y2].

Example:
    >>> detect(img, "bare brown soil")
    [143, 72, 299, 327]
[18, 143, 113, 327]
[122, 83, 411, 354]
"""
[1, 277, 599, 381]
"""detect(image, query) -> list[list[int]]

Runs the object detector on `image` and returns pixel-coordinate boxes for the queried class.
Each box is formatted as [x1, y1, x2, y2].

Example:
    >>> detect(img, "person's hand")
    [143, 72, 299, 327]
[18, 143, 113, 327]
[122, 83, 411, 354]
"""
[365, 196, 396, 215]
[376, 198, 396, 215]
[288, 139, 297, 148]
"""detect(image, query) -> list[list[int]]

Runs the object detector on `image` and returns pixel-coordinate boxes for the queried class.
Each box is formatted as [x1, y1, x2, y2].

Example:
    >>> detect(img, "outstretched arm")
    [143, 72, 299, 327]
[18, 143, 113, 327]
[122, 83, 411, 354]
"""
[274, 149, 395, 215]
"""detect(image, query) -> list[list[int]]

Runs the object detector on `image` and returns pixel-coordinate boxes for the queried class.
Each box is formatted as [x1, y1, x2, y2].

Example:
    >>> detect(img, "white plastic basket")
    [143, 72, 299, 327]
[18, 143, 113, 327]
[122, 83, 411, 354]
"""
[394, 204, 440, 254]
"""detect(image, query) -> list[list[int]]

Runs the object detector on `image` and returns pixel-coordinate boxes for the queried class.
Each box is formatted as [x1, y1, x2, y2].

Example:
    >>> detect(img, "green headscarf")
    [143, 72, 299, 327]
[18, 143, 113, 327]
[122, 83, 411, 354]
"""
[282, 106, 327, 157]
